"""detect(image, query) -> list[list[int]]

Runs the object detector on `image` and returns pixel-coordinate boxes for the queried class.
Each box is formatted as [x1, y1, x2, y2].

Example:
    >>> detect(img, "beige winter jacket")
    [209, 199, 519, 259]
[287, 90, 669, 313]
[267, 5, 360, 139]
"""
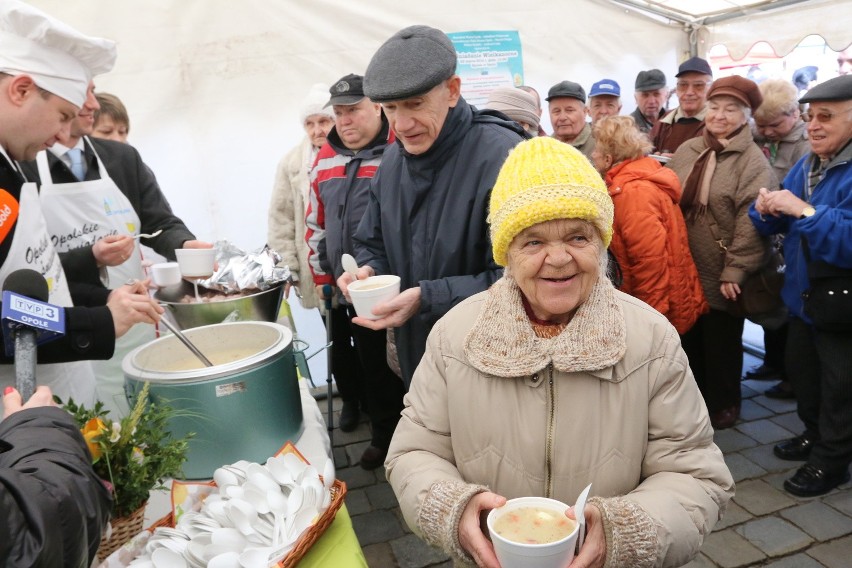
[267, 136, 320, 309]
[386, 275, 734, 568]
[667, 127, 777, 310]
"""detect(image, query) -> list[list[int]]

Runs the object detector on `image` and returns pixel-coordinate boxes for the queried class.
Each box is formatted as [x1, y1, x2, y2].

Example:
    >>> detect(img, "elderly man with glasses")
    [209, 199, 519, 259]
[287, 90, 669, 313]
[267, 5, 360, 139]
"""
[650, 56, 713, 155]
[750, 75, 852, 497]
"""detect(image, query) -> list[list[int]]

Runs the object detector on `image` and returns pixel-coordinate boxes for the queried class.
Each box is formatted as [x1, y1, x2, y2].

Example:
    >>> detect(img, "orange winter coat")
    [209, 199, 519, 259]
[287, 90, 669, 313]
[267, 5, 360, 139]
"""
[606, 157, 708, 333]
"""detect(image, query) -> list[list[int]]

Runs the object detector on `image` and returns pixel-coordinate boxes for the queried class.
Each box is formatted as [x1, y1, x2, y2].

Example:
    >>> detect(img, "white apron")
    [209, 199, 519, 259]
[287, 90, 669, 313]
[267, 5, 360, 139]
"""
[0, 180, 96, 413]
[37, 140, 153, 417]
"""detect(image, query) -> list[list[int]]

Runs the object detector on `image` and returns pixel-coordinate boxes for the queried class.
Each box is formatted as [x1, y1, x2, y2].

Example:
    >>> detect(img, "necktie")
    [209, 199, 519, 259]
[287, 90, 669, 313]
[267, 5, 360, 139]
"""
[67, 148, 85, 180]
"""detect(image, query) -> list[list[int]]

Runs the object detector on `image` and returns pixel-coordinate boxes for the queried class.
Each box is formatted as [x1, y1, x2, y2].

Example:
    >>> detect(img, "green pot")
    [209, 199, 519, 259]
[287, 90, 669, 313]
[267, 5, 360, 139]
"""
[123, 322, 303, 479]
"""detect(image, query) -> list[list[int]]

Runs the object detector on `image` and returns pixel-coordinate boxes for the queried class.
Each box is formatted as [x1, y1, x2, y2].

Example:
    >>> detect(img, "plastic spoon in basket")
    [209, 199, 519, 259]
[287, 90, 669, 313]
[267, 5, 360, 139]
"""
[575, 483, 592, 552]
[322, 458, 335, 491]
[267, 490, 288, 548]
[157, 313, 214, 367]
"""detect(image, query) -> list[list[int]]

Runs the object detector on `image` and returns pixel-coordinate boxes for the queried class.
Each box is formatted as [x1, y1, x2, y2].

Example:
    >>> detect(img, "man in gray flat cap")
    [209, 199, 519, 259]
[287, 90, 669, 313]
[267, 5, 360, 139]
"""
[546, 80, 595, 159]
[750, 74, 852, 498]
[630, 69, 669, 133]
[338, 25, 526, 398]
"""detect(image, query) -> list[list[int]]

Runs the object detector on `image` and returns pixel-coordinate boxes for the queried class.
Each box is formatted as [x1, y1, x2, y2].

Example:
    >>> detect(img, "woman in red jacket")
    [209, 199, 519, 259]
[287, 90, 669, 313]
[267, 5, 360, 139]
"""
[591, 116, 708, 334]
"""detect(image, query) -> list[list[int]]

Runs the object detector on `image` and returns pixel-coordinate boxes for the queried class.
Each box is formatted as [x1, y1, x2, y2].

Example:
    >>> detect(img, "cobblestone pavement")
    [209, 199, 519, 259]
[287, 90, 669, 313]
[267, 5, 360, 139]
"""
[319, 350, 852, 568]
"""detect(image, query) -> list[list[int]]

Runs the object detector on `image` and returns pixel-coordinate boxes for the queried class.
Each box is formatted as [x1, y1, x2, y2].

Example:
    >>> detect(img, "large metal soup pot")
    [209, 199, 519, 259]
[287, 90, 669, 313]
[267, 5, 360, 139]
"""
[155, 281, 284, 330]
[123, 321, 303, 480]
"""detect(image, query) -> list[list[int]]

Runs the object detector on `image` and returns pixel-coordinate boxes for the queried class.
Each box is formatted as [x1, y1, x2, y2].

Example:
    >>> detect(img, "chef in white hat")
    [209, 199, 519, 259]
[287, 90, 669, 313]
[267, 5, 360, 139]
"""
[0, 0, 163, 410]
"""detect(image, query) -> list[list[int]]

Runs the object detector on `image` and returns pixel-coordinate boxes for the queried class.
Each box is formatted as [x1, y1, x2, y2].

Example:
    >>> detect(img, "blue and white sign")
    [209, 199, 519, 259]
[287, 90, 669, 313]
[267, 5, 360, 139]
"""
[2, 290, 66, 356]
[448, 30, 525, 107]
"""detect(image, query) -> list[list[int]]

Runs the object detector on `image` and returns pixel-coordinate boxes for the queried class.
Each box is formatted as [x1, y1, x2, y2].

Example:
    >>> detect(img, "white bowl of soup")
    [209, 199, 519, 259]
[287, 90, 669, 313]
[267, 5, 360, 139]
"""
[486, 496, 579, 568]
[348, 275, 401, 320]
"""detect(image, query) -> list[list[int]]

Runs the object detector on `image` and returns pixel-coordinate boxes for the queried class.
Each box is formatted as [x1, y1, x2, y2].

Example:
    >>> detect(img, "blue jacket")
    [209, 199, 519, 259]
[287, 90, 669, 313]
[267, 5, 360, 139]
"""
[354, 98, 526, 384]
[749, 142, 852, 321]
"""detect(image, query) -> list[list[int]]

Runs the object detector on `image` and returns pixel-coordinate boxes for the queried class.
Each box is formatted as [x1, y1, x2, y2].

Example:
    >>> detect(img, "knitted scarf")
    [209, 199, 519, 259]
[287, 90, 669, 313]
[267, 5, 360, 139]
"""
[680, 124, 745, 221]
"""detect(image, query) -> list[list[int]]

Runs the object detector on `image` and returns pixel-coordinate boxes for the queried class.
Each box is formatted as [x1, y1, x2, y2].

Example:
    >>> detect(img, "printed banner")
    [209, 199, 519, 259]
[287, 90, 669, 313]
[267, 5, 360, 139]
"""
[448, 30, 524, 107]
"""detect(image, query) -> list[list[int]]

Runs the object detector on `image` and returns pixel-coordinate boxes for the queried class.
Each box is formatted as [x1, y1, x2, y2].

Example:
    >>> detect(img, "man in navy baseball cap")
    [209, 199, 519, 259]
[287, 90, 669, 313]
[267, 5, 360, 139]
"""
[588, 78, 622, 126]
[650, 56, 713, 154]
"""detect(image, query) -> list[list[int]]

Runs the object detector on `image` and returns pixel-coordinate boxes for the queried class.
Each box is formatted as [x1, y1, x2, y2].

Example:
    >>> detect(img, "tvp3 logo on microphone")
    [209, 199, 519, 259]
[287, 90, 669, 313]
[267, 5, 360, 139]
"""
[2, 290, 66, 356]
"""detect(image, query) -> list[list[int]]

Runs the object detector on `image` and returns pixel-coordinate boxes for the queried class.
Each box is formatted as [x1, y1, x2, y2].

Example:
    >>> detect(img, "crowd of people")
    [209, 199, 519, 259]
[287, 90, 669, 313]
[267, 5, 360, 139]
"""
[1, 0, 850, 565]
[268, 23, 851, 568]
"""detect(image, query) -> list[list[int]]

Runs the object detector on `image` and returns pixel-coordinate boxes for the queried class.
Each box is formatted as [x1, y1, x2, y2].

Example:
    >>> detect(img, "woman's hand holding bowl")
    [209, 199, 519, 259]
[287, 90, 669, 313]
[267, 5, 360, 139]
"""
[460, 491, 506, 568]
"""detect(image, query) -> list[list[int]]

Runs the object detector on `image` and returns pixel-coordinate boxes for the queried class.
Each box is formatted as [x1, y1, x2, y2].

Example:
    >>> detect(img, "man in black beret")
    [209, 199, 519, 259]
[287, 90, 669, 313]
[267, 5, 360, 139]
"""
[338, 25, 526, 403]
[750, 74, 852, 497]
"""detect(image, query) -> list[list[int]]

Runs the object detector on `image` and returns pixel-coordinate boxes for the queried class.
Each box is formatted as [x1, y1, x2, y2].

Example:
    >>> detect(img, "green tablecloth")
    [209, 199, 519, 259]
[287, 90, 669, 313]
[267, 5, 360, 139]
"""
[297, 505, 367, 567]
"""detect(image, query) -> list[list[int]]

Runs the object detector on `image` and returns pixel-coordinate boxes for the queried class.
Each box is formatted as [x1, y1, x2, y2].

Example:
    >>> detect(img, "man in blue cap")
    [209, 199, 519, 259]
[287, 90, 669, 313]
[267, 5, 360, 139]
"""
[750, 74, 852, 497]
[588, 78, 622, 127]
[338, 27, 526, 459]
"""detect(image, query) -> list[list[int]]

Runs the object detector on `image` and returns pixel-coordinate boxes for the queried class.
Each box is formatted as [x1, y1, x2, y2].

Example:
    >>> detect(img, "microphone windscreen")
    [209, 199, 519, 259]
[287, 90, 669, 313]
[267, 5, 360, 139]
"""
[3, 269, 50, 303]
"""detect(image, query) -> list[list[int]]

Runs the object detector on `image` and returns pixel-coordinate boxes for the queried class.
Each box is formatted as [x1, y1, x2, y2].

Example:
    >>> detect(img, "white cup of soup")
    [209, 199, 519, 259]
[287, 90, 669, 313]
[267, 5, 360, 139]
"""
[149, 261, 182, 287]
[175, 248, 216, 278]
[347, 275, 401, 320]
[486, 496, 579, 568]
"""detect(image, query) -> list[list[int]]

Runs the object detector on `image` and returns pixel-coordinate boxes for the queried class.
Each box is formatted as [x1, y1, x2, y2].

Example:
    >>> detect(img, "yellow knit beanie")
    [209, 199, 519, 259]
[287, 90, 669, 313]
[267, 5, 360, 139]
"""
[489, 137, 613, 266]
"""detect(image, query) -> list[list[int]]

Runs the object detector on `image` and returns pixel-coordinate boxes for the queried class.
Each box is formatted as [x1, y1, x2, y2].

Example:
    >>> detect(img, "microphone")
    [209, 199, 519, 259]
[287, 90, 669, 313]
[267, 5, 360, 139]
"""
[2, 269, 66, 401]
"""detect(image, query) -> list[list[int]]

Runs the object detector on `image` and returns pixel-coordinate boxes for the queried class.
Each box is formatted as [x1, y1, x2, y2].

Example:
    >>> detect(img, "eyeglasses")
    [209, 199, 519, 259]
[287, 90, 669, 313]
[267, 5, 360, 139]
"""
[801, 106, 852, 123]
[676, 81, 709, 91]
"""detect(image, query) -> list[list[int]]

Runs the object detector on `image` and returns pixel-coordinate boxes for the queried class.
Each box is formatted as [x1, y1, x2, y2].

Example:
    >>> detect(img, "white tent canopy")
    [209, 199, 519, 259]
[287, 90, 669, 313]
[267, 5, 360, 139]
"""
[26, 0, 689, 250]
[607, 0, 852, 59]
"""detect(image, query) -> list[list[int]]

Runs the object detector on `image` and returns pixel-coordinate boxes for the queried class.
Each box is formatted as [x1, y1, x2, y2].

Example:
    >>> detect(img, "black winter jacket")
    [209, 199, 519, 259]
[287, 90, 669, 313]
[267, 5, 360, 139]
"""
[0, 407, 112, 567]
[354, 98, 526, 384]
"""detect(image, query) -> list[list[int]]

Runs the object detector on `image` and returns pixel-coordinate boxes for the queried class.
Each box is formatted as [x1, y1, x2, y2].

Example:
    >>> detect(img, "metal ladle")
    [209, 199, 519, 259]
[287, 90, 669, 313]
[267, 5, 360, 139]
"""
[157, 314, 214, 367]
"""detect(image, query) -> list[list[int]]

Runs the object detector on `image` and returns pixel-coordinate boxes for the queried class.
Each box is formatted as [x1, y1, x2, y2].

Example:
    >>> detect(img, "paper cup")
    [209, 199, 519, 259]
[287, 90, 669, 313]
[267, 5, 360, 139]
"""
[150, 262, 182, 287]
[486, 497, 579, 568]
[348, 275, 401, 320]
[175, 248, 216, 278]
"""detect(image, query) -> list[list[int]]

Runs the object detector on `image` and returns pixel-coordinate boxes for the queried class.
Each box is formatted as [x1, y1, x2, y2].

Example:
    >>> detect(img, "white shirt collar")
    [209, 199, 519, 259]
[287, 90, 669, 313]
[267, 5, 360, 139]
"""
[49, 137, 85, 159]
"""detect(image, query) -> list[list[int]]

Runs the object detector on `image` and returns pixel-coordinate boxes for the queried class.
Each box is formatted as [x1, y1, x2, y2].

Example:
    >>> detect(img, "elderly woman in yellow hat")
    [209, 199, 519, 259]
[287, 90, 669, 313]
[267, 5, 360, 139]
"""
[385, 137, 733, 568]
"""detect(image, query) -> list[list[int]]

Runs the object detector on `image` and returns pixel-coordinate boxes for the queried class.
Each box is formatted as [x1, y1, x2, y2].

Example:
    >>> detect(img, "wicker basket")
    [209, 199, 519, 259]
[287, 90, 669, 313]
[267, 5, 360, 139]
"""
[97, 501, 148, 563]
[148, 479, 347, 567]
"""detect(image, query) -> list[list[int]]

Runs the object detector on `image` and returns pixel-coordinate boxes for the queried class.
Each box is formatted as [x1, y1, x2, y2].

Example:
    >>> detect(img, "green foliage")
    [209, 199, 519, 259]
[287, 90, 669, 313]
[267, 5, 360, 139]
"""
[60, 383, 193, 518]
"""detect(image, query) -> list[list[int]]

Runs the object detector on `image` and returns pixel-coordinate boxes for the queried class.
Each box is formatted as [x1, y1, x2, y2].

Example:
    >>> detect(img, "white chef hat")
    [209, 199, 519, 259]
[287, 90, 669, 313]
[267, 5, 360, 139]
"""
[0, 0, 117, 107]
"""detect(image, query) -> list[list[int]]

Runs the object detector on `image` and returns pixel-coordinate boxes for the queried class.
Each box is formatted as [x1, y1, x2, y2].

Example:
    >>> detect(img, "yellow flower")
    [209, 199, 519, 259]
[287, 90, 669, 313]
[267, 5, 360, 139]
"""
[81, 417, 107, 460]
[131, 447, 145, 465]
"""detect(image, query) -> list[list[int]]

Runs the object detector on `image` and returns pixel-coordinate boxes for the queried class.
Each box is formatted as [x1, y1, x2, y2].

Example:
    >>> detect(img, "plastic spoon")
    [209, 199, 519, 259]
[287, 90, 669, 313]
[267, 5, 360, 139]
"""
[341, 254, 359, 279]
[575, 483, 592, 552]
[133, 229, 163, 240]
[267, 490, 288, 548]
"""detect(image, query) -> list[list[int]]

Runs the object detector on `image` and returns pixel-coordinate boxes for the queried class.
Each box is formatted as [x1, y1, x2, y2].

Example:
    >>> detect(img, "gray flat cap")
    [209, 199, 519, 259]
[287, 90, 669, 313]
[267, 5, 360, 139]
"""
[545, 80, 586, 103]
[635, 69, 666, 91]
[799, 75, 852, 103]
[364, 25, 457, 102]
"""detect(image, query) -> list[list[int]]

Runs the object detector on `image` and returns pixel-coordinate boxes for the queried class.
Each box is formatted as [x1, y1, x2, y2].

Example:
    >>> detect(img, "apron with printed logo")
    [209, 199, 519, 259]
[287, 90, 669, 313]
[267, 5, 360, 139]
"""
[37, 140, 153, 416]
[0, 181, 97, 413]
